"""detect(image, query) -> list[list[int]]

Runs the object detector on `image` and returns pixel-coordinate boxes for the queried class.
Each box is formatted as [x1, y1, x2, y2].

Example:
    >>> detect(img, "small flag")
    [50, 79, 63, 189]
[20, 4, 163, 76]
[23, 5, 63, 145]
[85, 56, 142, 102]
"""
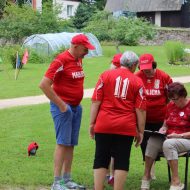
[15, 51, 22, 80]
[22, 49, 29, 65]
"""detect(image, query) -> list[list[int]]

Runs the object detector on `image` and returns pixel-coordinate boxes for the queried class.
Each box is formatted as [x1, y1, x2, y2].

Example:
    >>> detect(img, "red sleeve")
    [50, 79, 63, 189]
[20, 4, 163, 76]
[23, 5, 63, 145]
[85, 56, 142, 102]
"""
[92, 74, 104, 101]
[135, 78, 146, 110]
[45, 57, 63, 81]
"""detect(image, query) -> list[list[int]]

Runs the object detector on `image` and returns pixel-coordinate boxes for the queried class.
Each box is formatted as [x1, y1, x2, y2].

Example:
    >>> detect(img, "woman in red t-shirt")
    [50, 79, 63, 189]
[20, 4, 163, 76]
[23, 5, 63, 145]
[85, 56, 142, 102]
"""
[136, 53, 173, 179]
[141, 82, 190, 190]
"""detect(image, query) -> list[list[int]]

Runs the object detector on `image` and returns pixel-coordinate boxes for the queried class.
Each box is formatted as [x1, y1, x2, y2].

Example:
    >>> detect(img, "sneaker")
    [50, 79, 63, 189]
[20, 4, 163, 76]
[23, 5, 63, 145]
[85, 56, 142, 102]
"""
[108, 176, 114, 187]
[65, 180, 86, 190]
[51, 180, 69, 190]
[169, 183, 184, 190]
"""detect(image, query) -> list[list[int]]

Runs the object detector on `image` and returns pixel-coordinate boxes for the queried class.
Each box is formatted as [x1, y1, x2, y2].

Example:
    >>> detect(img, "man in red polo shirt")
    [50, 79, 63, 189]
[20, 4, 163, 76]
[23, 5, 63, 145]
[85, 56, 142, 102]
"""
[39, 34, 95, 190]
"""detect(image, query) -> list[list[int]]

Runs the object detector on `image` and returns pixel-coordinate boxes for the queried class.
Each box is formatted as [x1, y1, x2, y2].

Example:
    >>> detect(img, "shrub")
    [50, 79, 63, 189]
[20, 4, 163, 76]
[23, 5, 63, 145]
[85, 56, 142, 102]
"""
[164, 41, 185, 65]
[27, 48, 53, 65]
[0, 45, 25, 69]
[83, 11, 155, 46]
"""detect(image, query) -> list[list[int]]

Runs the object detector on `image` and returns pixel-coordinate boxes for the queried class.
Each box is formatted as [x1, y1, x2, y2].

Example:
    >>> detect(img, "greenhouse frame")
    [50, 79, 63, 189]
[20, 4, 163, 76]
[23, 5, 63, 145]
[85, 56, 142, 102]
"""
[22, 32, 102, 57]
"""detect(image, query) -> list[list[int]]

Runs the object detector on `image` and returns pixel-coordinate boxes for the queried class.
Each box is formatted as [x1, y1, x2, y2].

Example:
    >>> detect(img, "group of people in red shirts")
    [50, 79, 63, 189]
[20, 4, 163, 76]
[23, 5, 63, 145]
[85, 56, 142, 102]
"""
[40, 34, 190, 190]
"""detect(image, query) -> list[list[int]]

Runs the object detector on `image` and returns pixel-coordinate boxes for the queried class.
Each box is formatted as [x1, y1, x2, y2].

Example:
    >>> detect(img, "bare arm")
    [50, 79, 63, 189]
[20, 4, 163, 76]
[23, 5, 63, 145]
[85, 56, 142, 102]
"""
[167, 132, 190, 139]
[39, 76, 67, 112]
[89, 100, 101, 139]
[135, 108, 146, 147]
[158, 121, 168, 134]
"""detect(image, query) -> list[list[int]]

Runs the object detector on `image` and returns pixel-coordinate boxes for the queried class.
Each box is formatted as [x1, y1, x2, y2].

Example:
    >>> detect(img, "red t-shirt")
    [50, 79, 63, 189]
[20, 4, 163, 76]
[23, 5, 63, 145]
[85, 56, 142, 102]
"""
[166, 100, 190, 134]
[136, 69, 172, 123]
[45, 50, 84, 106]
[92, 68, 146, 136]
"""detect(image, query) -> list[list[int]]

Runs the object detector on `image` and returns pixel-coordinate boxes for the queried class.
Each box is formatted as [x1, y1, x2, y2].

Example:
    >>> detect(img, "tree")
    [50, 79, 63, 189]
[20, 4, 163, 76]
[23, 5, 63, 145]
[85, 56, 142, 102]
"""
[42, 0, 53, 11]
[83, 10, 155, 49]
[94, 0, 106, 10]
[17, 0, 25, 7]
[0, 0, 6, 18]
[82, 11, 111, 41]
[0, 3, 66, 43]
[72, 1, 96, 30]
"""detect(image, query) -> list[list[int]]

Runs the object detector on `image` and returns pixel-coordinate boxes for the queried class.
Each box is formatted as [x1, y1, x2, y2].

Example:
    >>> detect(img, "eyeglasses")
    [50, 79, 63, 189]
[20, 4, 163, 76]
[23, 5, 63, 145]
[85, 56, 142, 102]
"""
[169, 97, 180, 101]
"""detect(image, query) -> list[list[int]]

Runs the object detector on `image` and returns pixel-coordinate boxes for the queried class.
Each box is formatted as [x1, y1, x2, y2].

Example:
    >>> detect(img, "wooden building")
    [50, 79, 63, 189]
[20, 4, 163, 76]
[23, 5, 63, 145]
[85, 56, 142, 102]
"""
[105, 0, 190, 27]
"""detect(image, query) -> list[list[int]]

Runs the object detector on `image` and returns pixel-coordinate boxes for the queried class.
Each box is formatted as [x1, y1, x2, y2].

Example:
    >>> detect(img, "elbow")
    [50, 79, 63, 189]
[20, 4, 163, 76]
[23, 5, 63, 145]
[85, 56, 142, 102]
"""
[39, 81, 43, 90]
[39, 80, 46, 91]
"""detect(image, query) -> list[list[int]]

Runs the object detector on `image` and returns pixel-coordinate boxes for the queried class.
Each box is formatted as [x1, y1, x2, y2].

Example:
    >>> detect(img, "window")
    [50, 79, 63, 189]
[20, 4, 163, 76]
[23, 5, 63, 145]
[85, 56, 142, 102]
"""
[67, 5, 73, 17]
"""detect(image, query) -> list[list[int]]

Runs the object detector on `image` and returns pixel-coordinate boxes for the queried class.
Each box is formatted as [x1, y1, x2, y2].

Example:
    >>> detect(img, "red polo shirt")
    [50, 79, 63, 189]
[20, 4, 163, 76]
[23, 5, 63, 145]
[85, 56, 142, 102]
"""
[136, 69, 172, 123]
[92, 68, 146, 136]
[45, 50, 84, 106]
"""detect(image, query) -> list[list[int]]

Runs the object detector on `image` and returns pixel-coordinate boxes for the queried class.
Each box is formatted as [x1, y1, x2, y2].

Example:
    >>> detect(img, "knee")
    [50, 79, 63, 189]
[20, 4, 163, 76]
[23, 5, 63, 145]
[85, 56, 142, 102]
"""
[163, 139, 174, 151]
[163, 139, 178, 159]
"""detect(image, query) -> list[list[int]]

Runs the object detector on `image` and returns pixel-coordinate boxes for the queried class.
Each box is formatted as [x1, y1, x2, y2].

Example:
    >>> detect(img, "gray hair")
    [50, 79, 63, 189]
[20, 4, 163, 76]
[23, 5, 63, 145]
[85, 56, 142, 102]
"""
[120, 51, 139, 67]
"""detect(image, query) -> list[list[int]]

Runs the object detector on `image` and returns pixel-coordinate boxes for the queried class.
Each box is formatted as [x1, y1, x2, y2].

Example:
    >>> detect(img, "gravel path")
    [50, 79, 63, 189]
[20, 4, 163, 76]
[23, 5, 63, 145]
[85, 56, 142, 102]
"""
[0, 76, 190, 109]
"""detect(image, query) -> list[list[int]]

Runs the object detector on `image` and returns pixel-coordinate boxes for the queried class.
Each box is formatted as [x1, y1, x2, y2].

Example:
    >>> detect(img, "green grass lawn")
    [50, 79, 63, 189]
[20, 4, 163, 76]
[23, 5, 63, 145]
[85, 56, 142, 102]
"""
[0, 45, 190, 189]
[0, 99, 189, 190]
[0, 45, 190, 99]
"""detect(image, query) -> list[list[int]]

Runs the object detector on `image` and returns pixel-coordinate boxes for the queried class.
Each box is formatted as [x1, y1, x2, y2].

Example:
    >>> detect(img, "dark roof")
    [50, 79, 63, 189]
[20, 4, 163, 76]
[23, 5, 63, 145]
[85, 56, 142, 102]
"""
[105, 0, 184, 12]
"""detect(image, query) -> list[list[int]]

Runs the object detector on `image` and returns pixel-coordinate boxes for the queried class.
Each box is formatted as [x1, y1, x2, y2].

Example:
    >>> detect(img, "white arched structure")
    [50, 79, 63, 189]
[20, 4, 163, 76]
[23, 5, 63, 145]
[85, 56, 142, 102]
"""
[22, 32, 102, 57]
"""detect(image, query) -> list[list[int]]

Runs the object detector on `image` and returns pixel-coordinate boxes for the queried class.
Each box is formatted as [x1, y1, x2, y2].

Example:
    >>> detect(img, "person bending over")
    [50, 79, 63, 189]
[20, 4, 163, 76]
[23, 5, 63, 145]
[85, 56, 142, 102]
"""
[90, 51, 146, 190]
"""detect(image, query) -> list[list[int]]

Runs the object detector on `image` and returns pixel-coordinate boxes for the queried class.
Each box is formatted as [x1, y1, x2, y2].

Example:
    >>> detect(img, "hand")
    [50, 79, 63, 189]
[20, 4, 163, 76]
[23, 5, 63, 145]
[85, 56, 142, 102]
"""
[59, 102, 68, 112]
[159, 127, 167, 134]
[134, 132, 144, 147]
[89, 124, 95, 139]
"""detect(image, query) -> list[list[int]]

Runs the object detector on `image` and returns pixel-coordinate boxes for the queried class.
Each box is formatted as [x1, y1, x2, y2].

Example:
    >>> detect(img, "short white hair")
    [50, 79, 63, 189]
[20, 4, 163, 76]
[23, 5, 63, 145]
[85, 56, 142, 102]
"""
[120, 51, 139, 67]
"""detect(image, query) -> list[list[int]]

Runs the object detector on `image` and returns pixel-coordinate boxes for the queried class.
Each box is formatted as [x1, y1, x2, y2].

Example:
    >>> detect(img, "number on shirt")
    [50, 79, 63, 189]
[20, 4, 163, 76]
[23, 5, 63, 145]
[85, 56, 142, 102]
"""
[114, 76, 129, 99]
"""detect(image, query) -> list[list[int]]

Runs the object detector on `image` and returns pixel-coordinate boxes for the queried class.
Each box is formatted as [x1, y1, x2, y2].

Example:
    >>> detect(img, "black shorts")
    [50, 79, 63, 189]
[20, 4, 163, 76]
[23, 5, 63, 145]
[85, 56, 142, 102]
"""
[93, 133, 134, 171]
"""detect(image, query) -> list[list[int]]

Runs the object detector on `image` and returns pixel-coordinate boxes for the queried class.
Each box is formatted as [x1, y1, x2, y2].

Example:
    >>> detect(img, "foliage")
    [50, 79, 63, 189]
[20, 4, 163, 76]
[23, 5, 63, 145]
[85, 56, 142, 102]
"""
[94, 0, 107, 10]
[71, 1, 97, 30]
[0, 45, 23, 69]
[82, 11, 112, 41]
[83, 11, 155, 46]
[0, 3, 66, 43]
[52, 46, 66, 58]
[17, 0, 25, 7]
[27, 50, 51, 65]
[164, 41, 185, 65]
[0, 0, 6, 18]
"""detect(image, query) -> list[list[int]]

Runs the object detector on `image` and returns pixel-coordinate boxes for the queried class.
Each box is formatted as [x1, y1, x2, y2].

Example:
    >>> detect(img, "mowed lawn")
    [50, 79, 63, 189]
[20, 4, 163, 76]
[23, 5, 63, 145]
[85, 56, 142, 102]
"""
[0, 45, 190, 99]
[0, 99, 189, 190]
[0, 45, 190, 189]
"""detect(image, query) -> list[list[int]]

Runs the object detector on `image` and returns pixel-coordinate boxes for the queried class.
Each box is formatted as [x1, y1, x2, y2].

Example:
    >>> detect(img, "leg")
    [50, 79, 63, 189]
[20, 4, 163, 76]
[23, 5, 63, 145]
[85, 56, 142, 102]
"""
[113, 135, 134, 190]
[62, 146, 74, 174]
[114, 170, 127, 190]
[94, 168, 107, 190]
[142, 156, 155, 181]
[141, 136, 164, 190]
[93, 133, 112, 190]
[54, 144, 65, 176]
[163, 139, 190, 187]
[141, 122, 163, 162]
[150, 162, 156, 180]
[168, 160, 180, 186]
[109, 157, 114, 177]
[107, 157, 115, 186]
[140, 133, 150, 162]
